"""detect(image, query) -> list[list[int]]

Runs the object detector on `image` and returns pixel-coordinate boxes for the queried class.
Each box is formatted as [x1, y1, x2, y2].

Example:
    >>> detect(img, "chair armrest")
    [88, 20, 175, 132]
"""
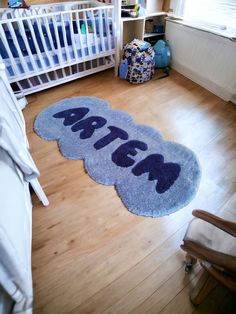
[192, 210, 236, 237]
[201, 261, 236, 293]
[181, 240, 236, 273]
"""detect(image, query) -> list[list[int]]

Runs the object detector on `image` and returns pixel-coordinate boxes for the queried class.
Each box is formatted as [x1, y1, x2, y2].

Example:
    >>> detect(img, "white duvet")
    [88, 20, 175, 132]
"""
[0, 73, 39, 314]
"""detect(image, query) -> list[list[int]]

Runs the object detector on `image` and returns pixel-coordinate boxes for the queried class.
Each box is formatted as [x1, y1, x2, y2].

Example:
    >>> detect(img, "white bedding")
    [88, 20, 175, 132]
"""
[0, 68, 39, 314]
[0, 148, 33, 314]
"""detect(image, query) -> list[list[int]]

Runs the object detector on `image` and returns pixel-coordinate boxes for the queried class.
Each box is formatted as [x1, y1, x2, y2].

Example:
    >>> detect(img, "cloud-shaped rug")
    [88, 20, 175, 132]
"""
[34, 96, 201, 217]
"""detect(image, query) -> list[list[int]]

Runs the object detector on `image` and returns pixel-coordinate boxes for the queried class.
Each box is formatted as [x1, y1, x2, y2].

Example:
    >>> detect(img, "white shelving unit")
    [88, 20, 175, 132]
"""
[143, 32, 164, 38]
[120, 0, 166, 49]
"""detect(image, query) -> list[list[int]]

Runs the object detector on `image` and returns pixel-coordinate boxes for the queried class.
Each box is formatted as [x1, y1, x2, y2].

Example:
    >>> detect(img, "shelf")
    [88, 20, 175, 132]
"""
[145, 11, 167, 18]
[122, 16, 145, 22]
[122, 12, 167, 22]
[120, 2, 167, 49]
[144, 32, 164, 38]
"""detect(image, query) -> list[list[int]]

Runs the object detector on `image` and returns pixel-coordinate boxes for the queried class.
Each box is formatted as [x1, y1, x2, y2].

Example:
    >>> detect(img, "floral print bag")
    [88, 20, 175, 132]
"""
[122, 39, 155, 84]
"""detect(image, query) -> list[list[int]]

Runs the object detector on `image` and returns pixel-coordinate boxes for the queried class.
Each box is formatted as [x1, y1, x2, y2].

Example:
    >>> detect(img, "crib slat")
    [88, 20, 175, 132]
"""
[60, 13, 71, 63]
[104, 8, 111, 51]
[7, 22, 29, 74]
[15, 81, 24, 92]
[45, 72, 52, 82]
[35, 17, 55, 69]
[36, 74, 44, 85]
[16, 80, 25, 92]
[52, 70, 58, 80]
[61, 66, 67, 77]
[75, 11, 86, 59]
[27, 77, 34, 88]
[68, 64, 72, 76]
[17, 20, 39, 72]
[25, 19, 48, 70]
[69, 12, 79, 62]
[42, 16, 59, 63]
[83, 11, 92, 56]
[0, 24, 20, 77]
[98, 9, 105, 52]
[53, 69, 59, 79]
[51, 14, 64, 66]
[69, 65, 73, 76]
[90, 9, 99, 56]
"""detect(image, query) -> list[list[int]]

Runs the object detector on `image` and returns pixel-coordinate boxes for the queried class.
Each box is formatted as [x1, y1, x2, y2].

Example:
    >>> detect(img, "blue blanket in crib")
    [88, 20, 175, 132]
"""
[0, 18, 110, 59]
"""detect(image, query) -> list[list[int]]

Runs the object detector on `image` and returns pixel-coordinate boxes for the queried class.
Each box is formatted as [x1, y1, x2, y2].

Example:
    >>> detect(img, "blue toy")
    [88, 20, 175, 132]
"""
[8, 0, 28, 8]
[153, 40, 171, 79]
[154, 40, 171, 68]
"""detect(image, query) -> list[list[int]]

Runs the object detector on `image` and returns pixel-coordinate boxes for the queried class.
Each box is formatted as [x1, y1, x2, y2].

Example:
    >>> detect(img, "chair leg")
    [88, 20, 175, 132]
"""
[190, 269, 217, 305]
[185, 253, 197, 273]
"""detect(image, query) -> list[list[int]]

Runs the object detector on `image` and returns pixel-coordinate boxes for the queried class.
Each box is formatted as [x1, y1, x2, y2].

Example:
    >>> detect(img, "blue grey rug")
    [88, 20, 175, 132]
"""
[34, 96, 201, 217]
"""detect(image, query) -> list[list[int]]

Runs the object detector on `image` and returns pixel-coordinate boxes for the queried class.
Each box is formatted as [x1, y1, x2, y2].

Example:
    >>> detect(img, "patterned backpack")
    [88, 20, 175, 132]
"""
[122, 39, 155, 84]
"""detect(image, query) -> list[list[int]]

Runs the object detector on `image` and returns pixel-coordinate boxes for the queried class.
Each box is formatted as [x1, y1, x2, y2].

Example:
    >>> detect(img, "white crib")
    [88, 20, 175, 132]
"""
[0, 1, 119, 95]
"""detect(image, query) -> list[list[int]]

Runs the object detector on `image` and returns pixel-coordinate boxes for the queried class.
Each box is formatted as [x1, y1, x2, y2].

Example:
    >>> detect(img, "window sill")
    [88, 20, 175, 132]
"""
[165, 17, 236, 42]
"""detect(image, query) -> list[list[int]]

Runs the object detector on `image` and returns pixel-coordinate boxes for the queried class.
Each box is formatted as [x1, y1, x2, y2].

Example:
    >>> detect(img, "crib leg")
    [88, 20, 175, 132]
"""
[30, 178, 49, 206]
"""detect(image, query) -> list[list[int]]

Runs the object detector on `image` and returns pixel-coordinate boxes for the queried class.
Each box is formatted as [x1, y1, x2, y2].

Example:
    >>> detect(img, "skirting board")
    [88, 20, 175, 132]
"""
[172, 61, 236, 105]
[165, 20, 236, 105]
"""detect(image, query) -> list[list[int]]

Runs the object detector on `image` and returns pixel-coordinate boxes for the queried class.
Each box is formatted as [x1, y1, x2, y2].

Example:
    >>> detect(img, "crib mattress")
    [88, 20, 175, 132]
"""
[4, 35, 114, 78]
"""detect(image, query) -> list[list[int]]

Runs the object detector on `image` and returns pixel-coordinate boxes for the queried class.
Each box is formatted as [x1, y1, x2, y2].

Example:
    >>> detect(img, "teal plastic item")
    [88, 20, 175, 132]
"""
[81, 24, 86, 34]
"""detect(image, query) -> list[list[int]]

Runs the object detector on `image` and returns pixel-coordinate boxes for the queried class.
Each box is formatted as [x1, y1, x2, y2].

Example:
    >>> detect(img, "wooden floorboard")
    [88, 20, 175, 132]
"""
[24, 69, 236, 313]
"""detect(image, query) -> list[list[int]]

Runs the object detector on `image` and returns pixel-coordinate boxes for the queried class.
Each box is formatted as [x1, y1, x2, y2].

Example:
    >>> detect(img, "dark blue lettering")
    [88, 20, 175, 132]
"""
[53, 107, 89, 126]
[112, 140, 148, 168]
[71, 116, 107, 139]
[132, 154, 181, 193]
[94, 126, 128, 150]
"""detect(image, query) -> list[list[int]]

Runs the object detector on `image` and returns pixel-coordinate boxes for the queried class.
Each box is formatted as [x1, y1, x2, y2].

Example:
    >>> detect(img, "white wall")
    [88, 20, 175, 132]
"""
[165, 20, 236, 104]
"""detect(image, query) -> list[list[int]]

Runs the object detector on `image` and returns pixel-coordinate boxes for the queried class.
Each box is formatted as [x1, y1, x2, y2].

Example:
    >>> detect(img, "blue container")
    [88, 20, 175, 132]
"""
[153, 40, 171, 68]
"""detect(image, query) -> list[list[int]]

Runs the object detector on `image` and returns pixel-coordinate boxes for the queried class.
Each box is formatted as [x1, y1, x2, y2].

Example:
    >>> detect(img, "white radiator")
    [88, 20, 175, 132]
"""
[165, 20, 236, 104]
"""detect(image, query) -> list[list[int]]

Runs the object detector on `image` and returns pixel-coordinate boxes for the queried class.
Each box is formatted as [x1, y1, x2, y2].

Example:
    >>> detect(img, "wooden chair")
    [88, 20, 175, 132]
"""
[181, 195, 236, 305]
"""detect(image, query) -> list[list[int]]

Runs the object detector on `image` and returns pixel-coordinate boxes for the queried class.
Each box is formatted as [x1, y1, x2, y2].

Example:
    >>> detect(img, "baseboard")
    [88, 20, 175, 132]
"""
[172, 61, 236, 105]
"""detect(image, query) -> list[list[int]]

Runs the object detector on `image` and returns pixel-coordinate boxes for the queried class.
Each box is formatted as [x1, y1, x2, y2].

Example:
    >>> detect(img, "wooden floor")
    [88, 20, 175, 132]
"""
[24, 69, 236, 314]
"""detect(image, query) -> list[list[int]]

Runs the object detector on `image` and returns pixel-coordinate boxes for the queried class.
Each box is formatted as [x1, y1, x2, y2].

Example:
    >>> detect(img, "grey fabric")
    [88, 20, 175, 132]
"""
[34, 96, 201, 217]
[0, 117, 39, 182]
